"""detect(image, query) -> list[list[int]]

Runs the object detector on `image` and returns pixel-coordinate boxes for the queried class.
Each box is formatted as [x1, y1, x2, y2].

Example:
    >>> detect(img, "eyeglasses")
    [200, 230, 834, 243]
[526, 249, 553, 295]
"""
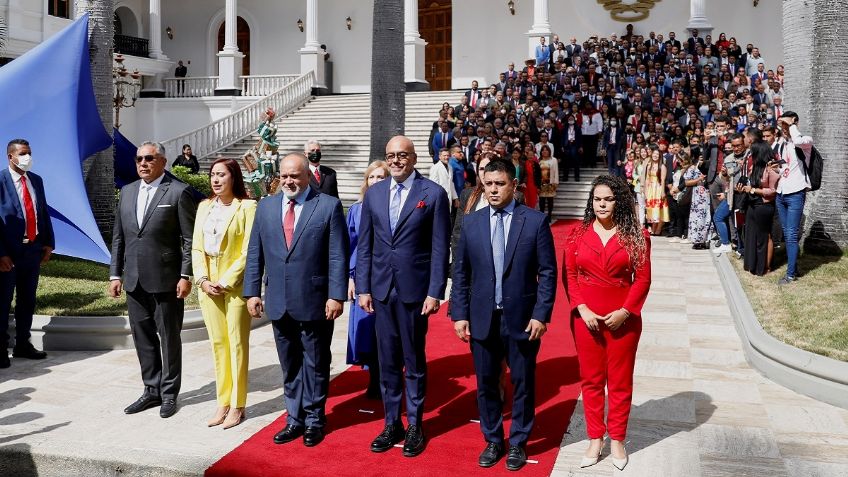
[384, 152, 413, 162]
[135, 155, 158, 163]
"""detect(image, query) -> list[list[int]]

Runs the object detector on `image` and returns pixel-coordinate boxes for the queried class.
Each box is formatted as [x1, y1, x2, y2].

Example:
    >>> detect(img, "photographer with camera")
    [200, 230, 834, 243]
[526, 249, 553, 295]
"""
[773, 112, 814, 285]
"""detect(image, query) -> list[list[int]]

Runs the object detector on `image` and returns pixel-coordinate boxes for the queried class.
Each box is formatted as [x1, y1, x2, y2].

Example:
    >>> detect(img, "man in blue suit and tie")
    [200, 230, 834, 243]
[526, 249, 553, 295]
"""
[0, 139, 54, 368]
[451, 158, 557, 471]
[244, 153, 348, 447]
[357, 135, 450, 457]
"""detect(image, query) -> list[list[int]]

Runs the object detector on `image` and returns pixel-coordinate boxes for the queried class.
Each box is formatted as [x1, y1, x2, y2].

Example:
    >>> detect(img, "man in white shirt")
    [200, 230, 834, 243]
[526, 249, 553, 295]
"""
[774, 112, 814, 285]
[429, 149, 458, 212]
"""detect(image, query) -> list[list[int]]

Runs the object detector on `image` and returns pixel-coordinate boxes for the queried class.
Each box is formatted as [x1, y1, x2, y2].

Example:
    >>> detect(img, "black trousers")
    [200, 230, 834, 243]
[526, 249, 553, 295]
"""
[471, 310, 540, 447]
[272, 315, 334, 428]
[0, 243, 42, 348]
[374, 287, 429, 427]
[539, 197, 554, 218]
[666, 193, 680, 236]
[582, 135, 598, 167]
[744, 202, 775, 276]
[127, 286, 185, 399]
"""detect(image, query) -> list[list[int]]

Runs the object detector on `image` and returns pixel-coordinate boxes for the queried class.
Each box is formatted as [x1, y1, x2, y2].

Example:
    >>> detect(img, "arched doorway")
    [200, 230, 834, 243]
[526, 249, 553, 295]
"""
[217, 17, 250, 76]
[419, 1, 452, 90]
[113, 6, 139, 37]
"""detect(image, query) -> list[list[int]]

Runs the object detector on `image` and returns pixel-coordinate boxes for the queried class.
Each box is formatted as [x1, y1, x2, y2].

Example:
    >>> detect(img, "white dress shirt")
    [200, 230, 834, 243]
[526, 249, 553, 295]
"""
[8, 166, 39, 236]
[136, 173, 164, 227]
[389, 173, 417, 216]
[489, 200, 516, 245]
[282, 189, 309, 234]
[202, 199, 236, 256]
[777, 125, 814, 195]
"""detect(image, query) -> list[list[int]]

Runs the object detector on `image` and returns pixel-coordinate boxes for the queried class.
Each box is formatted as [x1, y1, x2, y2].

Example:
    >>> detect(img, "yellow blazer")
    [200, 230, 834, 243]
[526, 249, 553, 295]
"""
[191, 198, 257, 295]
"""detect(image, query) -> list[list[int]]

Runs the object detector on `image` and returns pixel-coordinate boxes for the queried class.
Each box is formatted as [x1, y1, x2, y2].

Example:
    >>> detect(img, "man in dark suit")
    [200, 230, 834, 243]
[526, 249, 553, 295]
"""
[465, 80, 482, 110]
[0, 139, 55, 368]
[451, 158, 556, 471]
[666, 31, 682, 52]
[603, 119, 626, 177]
[565, 37, 582, 66]
[357, 135, 450, 457]
[244, 153, 348, 447]
[305, 139, 339, 198]
[561, 116, 583, 181]
[431, 121, 456, 162]
[109, 141, 197, 418]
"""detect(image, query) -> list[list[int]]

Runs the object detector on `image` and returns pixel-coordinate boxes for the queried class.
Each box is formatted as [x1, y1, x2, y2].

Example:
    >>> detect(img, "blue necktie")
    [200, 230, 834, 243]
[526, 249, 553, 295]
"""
[493, 209, 505, 307]
[390, 183, 404, 233]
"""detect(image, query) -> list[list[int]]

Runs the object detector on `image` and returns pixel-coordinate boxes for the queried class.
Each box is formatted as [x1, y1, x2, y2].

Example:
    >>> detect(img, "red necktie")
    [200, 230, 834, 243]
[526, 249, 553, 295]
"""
[20, 175, 37, 242]
[284, 200, 295, 247]
[471, 93, 477, 108]
[313, 167, 321, 183]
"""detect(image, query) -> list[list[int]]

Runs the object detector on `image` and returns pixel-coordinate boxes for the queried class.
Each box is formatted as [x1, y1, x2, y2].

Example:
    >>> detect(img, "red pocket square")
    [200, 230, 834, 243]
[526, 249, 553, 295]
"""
[416, 200, 426, 208]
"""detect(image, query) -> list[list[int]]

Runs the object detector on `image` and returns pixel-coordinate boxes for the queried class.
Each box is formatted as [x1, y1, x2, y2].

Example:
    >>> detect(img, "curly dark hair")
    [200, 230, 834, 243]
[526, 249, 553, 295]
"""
[570, 175, 648, 269]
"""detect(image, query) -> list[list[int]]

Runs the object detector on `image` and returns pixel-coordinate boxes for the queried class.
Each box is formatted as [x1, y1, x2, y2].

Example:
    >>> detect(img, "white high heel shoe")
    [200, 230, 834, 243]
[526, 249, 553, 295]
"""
[579, 441, 603, 468]
[611, 447, 628, 471]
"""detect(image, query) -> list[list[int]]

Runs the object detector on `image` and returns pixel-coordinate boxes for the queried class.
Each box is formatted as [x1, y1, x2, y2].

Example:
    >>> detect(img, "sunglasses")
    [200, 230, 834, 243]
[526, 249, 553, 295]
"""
[135, 155, 158, 163]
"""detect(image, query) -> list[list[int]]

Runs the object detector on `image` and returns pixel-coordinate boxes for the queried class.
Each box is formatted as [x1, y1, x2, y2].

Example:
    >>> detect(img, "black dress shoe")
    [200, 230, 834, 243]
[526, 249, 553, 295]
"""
[402, 425, 425, 457]
[159, 398, 178, 418]
[478, 442, 505, 468]
[505, 445, 527, 471]
[273, 424, 305, 445]
[124, 394, 162, 414]
[303, 426, 325, 447]
[12, 344, 47, 360]
[370, 423, 405, 453]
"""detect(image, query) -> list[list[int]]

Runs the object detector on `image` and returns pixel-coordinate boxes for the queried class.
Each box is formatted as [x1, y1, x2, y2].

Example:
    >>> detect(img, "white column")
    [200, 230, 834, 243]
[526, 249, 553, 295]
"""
[687, 0, 713, 36]
[216, 0, 244, 95]
[148, 0, 167, 59]
[526, 0, 552, 60]
[404, 0, 427, 89]
[300, 0, 326, 90]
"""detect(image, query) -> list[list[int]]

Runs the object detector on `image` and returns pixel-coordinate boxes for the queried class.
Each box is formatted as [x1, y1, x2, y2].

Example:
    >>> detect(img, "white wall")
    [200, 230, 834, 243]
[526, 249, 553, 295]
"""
[452, 0, 782, 88]
[158, 0, 372, 93]
[120, 96, 256, 147]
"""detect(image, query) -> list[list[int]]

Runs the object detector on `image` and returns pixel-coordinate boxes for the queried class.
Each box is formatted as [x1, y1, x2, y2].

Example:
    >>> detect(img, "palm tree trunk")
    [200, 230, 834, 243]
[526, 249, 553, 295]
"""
[802, 0, 848, 253]
[369, 0, 405, 162]
[75, 1, 116, 240]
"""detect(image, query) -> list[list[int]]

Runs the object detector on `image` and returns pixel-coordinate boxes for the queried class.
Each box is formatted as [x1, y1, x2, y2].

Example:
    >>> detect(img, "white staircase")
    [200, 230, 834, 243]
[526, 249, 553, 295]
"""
[206, 91, 461, 205]
[205, 90, 607, 219]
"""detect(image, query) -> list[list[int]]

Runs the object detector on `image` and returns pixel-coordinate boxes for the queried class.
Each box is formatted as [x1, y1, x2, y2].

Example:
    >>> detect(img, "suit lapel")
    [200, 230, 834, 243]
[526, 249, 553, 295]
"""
[268, 194, 288, 251]
[393, 173, 426, 238]
[287, 190, 319, 258]
[2, 171, 23, 217]
[140, 176, 170, 232]
[503, 206, 525, 270]
[218, 198, 241, 248]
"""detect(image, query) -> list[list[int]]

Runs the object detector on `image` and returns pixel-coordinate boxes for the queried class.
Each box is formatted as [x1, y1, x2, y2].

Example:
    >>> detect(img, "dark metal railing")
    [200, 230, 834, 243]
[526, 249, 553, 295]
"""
[114, 34, 149, 58]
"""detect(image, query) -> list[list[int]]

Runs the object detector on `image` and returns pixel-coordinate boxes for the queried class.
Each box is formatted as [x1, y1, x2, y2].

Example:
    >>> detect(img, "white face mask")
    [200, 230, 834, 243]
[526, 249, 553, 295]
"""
[15, 154, 33, 172]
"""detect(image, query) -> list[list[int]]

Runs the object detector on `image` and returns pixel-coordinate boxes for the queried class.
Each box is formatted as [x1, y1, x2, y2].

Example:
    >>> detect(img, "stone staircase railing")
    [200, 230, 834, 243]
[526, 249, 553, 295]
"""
[163, 74, 302, 98]
[161, 72, 314, 159]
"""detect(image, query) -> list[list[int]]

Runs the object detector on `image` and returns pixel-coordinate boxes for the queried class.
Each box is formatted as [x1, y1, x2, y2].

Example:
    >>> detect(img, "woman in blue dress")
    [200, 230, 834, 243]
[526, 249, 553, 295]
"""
[347, 160, 389, 398]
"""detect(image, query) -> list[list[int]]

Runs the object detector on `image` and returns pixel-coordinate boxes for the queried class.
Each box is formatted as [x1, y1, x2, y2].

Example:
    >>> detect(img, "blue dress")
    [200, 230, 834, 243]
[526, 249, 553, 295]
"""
[346, 201, 377, 365]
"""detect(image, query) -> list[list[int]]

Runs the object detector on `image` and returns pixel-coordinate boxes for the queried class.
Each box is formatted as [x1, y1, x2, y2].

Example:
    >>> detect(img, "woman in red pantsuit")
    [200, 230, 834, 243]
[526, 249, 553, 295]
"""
[563, 175, 651, 471]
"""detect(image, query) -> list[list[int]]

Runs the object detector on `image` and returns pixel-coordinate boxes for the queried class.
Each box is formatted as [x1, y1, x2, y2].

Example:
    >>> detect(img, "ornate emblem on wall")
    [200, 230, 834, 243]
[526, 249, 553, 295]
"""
[596, 0, 662, 22]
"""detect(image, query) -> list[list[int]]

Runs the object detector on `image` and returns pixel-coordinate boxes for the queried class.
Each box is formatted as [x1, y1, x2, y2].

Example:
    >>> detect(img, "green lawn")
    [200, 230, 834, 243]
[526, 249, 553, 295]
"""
[730, 250, 848, 362]
[24, 255, 198, 316]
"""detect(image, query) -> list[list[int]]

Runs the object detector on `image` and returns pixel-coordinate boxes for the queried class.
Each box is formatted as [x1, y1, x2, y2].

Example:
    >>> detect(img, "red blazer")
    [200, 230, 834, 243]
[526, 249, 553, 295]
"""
[563, 227, 651, 318]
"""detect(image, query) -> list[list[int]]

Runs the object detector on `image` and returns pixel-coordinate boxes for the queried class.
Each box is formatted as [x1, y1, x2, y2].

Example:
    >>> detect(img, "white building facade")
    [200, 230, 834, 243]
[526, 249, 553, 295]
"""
[2, 0, 784, 148]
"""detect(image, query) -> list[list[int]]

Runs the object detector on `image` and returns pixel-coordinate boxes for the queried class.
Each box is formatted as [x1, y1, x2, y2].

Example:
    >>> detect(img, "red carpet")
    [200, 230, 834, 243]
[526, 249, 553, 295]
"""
[206, 221, 581, 477]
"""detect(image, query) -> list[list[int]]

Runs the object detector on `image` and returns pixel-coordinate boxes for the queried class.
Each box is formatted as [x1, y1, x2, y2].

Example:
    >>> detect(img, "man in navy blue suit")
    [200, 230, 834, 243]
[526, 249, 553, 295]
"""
[356, 135, 450, 457]
[451, 158, 556, 471]
[244, 153, 348, 447]
[0, 139, 54, 368]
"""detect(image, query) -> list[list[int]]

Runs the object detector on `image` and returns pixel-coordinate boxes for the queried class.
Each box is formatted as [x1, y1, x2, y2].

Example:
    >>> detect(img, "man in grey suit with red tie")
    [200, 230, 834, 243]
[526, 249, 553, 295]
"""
[0, 139, 55, 368]
[244, 153, 348, 447]
[109, 141, 197, 418]
[451, 158, 557, 471]
[357, 135, 450, 457]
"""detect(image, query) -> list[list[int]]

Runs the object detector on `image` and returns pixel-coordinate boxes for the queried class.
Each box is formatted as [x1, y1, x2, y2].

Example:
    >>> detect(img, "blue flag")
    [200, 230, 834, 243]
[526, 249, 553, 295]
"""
[0, 14, 113, 264]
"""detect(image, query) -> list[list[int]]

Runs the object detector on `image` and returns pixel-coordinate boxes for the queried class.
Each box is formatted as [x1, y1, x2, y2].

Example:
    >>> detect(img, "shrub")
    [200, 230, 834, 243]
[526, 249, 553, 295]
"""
[171, 165, 212, 197]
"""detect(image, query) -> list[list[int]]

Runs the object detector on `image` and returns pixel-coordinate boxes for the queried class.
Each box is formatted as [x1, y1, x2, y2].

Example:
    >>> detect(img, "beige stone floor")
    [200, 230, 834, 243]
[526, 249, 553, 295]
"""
[1, 236, 847, 476]
[552, 237, 848, 477]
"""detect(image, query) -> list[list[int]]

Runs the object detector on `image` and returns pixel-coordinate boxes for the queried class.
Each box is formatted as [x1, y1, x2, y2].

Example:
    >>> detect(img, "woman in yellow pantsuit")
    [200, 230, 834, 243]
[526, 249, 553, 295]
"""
[192, 158, 256, 429]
